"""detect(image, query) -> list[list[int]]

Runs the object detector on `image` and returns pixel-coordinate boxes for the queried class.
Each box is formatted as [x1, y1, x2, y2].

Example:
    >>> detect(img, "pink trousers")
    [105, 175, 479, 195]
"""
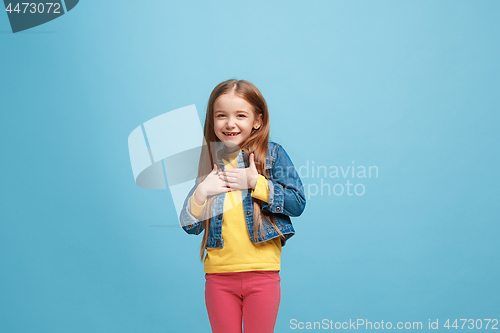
[205, 270, 281, 333]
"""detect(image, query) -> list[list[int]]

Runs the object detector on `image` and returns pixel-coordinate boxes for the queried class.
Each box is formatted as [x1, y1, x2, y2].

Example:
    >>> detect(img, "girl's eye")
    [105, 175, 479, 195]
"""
[217, 114, 225, 118]
[237, 115, 246, 118]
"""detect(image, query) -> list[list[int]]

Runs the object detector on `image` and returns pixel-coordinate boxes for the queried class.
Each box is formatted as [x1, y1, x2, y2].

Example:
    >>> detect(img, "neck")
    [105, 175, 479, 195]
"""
[223, 145, 240, 154]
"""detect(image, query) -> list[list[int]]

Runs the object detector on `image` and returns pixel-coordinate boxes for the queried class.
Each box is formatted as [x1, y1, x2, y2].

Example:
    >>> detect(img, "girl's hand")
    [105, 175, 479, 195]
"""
[195, 164, 230, 204]
[219, 153, 260, 191]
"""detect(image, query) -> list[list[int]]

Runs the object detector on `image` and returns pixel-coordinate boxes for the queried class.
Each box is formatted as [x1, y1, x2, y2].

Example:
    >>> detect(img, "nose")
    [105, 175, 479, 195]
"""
[226, 116, 236, 129]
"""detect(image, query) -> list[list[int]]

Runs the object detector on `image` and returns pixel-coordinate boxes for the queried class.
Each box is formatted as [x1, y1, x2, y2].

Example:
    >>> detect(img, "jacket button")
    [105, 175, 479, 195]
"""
[246, 211, 250, 215]
[218, 214, 222, 220]
[216, 240, 220, 246]
[188, 224, 192, 228]
[276, 206, 281, 212]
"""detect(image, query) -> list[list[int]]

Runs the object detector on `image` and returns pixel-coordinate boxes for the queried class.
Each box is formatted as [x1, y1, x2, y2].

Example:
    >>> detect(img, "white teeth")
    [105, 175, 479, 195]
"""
[224, 132, 239, 136]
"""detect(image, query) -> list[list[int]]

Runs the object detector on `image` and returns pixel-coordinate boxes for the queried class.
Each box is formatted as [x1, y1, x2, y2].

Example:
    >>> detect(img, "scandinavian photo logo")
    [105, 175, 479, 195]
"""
[299, 160, 379, 199]
[3, 0, 79, 33]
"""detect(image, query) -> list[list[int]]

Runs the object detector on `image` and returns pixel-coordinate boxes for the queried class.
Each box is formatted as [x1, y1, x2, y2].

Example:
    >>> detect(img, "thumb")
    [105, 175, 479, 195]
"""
[211, 164, 218, 173]
[249, 153, 256, 167]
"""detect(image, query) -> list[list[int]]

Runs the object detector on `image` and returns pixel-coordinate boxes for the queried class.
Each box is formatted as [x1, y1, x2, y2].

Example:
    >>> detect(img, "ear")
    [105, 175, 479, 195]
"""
[253, 114, 263, 130]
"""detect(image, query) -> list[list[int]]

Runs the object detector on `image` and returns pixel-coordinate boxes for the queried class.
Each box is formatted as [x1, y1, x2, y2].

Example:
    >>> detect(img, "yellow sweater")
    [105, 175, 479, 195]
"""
[190, 148, 281, 273]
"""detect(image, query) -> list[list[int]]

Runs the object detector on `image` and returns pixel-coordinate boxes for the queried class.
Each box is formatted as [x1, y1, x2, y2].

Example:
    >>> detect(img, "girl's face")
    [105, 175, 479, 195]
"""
[213, 92, 262, 152]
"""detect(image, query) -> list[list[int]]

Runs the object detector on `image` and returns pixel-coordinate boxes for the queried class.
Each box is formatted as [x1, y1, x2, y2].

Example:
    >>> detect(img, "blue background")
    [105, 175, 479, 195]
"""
[1, 1, 499, 332]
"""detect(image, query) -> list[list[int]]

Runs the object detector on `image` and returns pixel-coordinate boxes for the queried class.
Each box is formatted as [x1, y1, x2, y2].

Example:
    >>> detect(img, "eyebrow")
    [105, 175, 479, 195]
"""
[214, 110, 250, 114]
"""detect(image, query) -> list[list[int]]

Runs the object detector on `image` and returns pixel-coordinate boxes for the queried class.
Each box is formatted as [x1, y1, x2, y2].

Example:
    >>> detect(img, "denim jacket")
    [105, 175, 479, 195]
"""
[179, 141, 306, 248]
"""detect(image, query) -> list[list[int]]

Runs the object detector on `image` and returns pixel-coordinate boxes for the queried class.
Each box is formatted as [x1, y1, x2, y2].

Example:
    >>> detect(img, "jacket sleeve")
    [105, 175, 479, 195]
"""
[179, 177, 206, 235]
[261, 144, 306, 217]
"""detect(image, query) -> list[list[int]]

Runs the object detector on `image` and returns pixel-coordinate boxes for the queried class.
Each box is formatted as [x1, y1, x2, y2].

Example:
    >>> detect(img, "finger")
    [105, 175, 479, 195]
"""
[227, 184, 240, 191]
[222, 177, 234, 185]
[226, 180, 242, 188]
[250, 153, 255, 165]
[219, 185, 230, 191]
[222, 169, 239, 175]
[217, 178, 230, 187]
[221, 175, 237, 182]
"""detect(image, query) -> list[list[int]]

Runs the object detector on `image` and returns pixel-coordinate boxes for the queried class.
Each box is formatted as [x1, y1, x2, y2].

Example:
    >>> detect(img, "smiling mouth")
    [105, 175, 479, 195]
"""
[223, 132, 240, 137]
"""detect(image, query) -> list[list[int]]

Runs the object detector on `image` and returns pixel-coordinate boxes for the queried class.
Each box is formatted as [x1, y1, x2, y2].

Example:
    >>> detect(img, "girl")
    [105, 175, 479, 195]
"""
[179, 79, 306, 333]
